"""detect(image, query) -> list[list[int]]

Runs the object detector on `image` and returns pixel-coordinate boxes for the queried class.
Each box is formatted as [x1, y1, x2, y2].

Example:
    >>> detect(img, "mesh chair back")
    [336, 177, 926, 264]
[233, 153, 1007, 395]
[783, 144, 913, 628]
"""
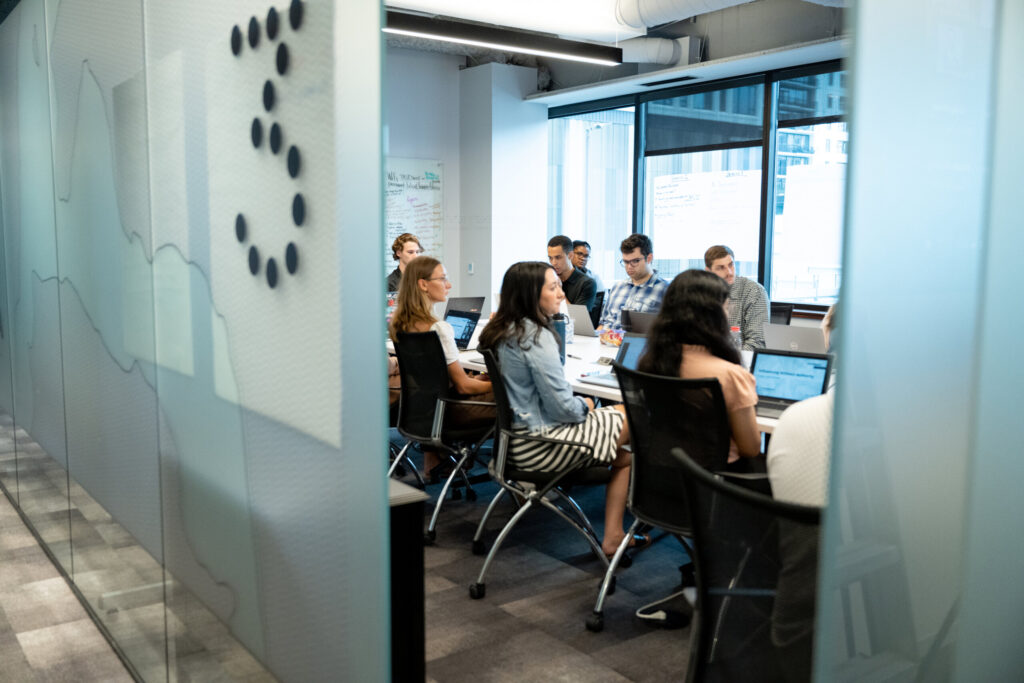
[770, 302, 794, 325]
[614, 364, 730, 536]
[479, 348, 514, 470]
[394, 331, 452, 442]
[671, 447, 821, 683]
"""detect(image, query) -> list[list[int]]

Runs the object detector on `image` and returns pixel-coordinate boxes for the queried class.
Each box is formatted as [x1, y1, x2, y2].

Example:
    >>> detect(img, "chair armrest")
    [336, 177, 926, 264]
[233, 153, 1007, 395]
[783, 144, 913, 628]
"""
[438, 398, 497, 409]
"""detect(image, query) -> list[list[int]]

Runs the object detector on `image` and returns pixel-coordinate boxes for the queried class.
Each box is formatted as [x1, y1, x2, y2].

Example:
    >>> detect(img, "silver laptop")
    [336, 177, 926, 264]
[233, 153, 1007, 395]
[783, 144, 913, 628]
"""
[444, 296, 485, 316]
[579, 334, 648, 389]
[622, 309, 658, 334]
[444, 309, 482, 350]
[750, 349, 832, 418]
[764, 323, 826, 354]
[566, 303, 598, 337]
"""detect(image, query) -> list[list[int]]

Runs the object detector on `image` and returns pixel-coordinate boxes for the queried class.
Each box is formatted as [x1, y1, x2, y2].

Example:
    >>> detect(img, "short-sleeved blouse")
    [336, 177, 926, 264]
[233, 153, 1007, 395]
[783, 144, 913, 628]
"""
[430, 320, 460, 365]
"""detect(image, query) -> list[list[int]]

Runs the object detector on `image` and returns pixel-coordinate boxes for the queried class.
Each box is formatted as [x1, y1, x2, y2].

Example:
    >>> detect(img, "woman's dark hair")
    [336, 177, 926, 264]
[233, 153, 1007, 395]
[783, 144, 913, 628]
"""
[638, 269, 741, 376]
[479, 262, 555, 350]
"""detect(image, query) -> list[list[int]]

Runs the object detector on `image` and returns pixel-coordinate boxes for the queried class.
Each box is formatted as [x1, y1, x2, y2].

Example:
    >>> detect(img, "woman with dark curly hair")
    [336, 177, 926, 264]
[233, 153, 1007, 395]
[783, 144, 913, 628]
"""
[480, 261, 646, 556]
[638, 269, 760, 463]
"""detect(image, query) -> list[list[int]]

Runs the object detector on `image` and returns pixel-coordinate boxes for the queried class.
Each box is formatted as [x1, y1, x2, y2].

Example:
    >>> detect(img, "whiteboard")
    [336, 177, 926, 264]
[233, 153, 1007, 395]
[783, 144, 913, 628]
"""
[384, 158, 443, 272]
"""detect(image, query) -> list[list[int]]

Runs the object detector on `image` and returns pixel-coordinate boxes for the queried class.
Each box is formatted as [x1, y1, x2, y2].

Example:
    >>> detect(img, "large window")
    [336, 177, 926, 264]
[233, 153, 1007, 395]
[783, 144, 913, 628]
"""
[548, 63, 848, 308]
[548, 106, 634, 283]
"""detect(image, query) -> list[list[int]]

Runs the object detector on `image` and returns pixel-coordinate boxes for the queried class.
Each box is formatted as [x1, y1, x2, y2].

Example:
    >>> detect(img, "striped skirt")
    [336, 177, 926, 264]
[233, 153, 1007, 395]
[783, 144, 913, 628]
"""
[508, 407, 625, 472]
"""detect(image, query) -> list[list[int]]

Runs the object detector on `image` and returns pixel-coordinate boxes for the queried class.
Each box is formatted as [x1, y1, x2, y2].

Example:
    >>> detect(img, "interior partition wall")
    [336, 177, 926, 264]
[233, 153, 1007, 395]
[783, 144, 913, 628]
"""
[0, 1, 388, 681]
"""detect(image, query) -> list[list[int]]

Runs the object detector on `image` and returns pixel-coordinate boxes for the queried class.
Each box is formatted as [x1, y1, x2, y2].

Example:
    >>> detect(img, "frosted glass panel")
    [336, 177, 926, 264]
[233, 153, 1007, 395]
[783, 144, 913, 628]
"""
[815, 1, 998, 680]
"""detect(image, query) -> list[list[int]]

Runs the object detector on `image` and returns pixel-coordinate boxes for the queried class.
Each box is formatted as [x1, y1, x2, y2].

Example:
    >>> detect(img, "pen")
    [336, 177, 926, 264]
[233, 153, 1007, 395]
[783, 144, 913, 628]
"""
[567, 354, 582, 360]
[579, 370, 604, 377]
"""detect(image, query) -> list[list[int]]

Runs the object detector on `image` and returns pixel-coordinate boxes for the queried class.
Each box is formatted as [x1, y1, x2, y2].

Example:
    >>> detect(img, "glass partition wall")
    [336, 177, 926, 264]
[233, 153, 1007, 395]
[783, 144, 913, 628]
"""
[0, 0, 388, 681]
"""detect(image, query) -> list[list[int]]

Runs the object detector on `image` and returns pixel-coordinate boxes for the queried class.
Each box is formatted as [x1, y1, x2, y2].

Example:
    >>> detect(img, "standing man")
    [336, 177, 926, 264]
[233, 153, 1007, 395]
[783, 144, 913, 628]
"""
[571, 240, 605, 293]
[548, 235, 597, 313]
[598, 234, 669, 330]
[704, 245, 768, 350]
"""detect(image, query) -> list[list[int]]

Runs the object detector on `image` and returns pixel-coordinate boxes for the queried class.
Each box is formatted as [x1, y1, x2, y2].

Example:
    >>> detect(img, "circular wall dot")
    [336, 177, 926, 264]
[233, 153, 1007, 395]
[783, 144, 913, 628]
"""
[292, 193, 305, 225]
[235, 214, 247, 242]
[248, 246, 260, 275]
[247, 17, 260, 48]
[276, 43, 289, 75]
[269, 123, 282, 153]
[267, 7, 280, 40]
[266, 258, 279, 288]
[263, 80, 275, 111]
[251, 118, 263, 148]
[287, 146, 300, 178]
[230, 26, 242, 55]
[285, 243, 298, 274]
[289, 0, 303, 30]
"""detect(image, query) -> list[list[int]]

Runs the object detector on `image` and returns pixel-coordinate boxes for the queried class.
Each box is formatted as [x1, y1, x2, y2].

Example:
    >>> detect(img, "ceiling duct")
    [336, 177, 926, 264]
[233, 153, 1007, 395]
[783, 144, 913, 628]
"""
[615, 0, 757, 29]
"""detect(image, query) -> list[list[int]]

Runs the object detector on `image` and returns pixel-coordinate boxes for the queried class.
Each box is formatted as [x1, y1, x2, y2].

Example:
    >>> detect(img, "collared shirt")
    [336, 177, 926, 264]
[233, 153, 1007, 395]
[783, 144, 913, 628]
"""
[493, 320, 589, 432]
[561, 268, 597, 312]
[598, 270, 669, 330]
[728, 276, 769, 350]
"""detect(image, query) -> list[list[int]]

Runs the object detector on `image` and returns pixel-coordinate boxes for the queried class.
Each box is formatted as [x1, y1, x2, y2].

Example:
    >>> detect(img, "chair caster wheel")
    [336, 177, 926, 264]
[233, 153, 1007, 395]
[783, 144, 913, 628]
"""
[585, 612, 604, 632]
[471, 540, 486, 556]
[424, 530, 436, 545]
[450, 488, 463, 501]
[469, 583, 486, 599]
[466, 488, 478, 502]
[608, 576, 616, 595]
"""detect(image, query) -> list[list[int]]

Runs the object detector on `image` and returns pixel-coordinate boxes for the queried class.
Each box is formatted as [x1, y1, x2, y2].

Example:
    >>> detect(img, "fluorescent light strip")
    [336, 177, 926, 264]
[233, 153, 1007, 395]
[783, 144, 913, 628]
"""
[382, 27, 621, 66]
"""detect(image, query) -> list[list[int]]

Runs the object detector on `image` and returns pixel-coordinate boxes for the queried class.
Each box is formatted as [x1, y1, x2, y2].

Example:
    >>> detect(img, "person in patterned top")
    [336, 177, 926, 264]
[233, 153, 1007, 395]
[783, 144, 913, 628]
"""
[597, 234, 669, 330]
[704, 244, 768, 350]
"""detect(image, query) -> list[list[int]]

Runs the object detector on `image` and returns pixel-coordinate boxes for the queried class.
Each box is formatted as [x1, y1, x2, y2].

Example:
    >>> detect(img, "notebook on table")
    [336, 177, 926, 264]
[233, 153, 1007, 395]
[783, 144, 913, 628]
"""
[444, 309, 482, 350]
[749, 349, 832, 418]
[579, 334, 648, 389]
[567, 303, 598, 337]
[764, 323, 827, 354]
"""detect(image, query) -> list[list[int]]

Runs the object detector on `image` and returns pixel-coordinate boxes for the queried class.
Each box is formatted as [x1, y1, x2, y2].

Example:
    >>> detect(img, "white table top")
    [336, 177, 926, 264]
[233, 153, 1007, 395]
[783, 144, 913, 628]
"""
[460, 334, 777, 434]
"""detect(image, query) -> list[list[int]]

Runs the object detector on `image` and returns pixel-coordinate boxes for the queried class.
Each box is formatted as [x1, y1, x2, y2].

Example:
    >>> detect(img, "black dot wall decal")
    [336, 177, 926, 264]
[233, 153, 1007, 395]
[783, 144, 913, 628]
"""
[276, 43, 289, 75]
[247, 17, 260, 48]
[231, 26, 242, 55]
[249, 246, 260, 275]
[287, 146, 300, 178]
[266, 258, 279, 288]
[286, 243, 298, 274]
[292, 193, 305, 225]
[251, 118, 262, 147]
[235, 214, 247, 242]
[266, 7, 280, 40]
[269, 123, 282, 153]
[263, 80, 275, 111]
[289, 0, 303, 30]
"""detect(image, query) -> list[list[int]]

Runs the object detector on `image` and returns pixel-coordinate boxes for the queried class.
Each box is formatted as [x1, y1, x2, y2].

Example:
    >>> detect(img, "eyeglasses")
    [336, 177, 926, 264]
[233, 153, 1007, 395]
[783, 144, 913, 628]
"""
[620, 257, 645, 267]
[574, 251, 590, 260]
[425, 276, 451, 283]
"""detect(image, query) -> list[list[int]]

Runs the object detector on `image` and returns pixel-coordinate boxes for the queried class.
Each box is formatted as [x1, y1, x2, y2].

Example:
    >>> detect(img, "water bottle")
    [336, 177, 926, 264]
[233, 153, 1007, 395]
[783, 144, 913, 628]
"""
[730, 326, 742, 350]
[552, 316, 568, 365]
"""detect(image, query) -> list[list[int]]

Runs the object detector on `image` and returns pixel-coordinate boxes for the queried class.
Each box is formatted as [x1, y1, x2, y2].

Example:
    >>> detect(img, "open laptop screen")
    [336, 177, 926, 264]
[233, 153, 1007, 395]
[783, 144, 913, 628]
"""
[750, 350, 831, 402]
[444, 310, 481, 350]
[617, 335, 648, 370]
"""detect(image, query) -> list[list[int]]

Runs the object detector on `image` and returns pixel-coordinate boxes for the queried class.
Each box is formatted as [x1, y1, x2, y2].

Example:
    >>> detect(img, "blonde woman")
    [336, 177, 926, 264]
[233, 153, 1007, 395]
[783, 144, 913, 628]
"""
[390, 256, 494, 478]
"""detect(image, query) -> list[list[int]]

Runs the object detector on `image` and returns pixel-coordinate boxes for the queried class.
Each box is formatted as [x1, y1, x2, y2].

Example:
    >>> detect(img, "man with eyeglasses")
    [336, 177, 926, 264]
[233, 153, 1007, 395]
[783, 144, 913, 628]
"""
[597, 234, 669, 330]
[571, 240, 605, 294]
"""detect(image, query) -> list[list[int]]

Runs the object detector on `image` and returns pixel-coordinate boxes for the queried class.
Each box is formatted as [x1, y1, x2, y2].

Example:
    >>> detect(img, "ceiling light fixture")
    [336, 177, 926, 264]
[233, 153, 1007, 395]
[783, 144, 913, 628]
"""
[383, 11, 623, 66]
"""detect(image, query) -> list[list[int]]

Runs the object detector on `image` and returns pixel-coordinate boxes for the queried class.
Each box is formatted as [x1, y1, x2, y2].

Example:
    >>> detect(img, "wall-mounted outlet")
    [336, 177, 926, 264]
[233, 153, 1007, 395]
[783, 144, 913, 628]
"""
[467, 262, 474, 275]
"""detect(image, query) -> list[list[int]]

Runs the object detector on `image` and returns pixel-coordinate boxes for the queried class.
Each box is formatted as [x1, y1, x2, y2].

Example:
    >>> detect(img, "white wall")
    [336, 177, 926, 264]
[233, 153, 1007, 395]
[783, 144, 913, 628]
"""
[384, 47, 463, 288]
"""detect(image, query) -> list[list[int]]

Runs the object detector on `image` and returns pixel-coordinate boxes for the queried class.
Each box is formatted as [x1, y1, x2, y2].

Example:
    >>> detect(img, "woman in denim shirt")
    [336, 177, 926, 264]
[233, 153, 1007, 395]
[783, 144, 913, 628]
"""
[479, 262, 647, 556]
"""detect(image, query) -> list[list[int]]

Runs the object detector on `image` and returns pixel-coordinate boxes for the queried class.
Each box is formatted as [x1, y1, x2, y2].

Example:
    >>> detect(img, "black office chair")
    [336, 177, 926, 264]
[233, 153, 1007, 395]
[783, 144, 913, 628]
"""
[587, 364, 731, 632]
[468, 348, 613, 599]
[770, 302, 794, 325]
[672, 447, 821, 683]
[590, 290, 605, 329]
[391, 331, 494, 544]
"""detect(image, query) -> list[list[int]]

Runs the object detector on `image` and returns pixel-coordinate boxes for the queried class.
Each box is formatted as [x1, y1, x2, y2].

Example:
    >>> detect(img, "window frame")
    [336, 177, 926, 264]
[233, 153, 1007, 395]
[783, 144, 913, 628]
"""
[548, 59, 844, 311]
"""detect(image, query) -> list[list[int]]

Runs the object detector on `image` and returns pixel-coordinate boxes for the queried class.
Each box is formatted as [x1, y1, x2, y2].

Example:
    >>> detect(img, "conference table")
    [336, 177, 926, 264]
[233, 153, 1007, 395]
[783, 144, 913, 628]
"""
[458, 333, 778, 434]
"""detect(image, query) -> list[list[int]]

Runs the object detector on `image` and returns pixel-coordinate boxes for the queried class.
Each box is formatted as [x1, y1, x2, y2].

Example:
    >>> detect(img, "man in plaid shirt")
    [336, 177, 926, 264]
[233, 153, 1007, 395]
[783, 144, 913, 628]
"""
[704, 244, 769, 350]
[597, 234, 669, 330]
